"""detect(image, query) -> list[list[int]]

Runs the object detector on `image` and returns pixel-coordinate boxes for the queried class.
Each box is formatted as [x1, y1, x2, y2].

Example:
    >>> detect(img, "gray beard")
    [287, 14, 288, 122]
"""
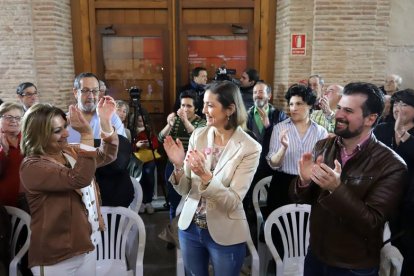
[255, 99, 267, 108]
[79, 103, 97, 113]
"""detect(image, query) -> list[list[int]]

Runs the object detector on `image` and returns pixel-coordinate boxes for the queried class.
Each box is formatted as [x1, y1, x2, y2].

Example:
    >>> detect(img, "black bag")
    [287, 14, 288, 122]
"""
[0, 205, 11, 275]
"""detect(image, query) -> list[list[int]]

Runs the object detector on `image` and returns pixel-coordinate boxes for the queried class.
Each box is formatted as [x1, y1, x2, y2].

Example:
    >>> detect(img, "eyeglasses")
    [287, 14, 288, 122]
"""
[0, 115, 22, 122]
[21, 91, 39, 97]
[78, 88, 100, 95]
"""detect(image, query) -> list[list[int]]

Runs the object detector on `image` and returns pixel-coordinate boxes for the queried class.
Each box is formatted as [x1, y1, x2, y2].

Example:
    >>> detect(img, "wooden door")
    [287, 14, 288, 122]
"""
[177, 1, 258, 87]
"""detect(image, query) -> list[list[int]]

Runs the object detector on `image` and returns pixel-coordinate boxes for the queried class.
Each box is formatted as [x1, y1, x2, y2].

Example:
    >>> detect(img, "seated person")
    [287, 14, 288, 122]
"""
[134, 114, 159, 214]
[0, 103, 25, 208]
[159, 91, 206, 221]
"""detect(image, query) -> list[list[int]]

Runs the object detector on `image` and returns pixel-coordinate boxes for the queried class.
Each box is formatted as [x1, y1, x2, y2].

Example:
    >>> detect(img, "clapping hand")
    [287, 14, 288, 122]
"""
[167, 112, 176, 127]
[280, 129, 289, 148]
[320, 96, 332, 116]
[97, 96, 116, 124]
[163, 136, 185, 166]
[298, 152, 341, 191]
[186, 149, 209, 178]
[68, 105, 92, 135]
[177, 108, 188, 123]
[257, 107, 270, 128]
[0, 130, 9, 154]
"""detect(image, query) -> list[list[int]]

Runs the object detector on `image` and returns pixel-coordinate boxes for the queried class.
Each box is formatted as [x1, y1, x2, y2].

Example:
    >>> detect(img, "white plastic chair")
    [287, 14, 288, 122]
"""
[129, 176, 143, 213]
[252, 176, 272, 275]
[264, 204, 311, 276]
[5, 206, 31, 276]
[97, 206, 146, 276]
[380, 222, 403, 276]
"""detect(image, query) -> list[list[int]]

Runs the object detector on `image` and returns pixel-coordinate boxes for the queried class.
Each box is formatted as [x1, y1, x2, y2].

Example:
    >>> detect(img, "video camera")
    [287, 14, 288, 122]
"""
[128, 86, 142, 102]
[214, 68, 236, 81]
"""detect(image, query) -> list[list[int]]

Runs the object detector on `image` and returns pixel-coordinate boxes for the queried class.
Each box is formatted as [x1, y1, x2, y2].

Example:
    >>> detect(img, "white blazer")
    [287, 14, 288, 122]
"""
[171, 126, 261, 245]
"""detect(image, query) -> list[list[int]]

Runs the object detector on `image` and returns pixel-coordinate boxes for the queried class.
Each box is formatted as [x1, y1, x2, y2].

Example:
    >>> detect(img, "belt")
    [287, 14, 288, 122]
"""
[193, 216, 208, 229]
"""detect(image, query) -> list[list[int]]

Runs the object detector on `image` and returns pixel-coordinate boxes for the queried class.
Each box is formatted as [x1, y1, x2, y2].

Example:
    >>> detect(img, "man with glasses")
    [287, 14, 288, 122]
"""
[67, 72, 133, 207]
[16, 82, 39, 111]
[67, 72, 126, 142]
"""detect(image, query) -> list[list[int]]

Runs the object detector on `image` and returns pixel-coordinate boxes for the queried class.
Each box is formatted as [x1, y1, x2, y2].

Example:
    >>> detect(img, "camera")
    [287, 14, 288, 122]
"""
[214, 68, 236, 81]
[128, 86, 142, 100]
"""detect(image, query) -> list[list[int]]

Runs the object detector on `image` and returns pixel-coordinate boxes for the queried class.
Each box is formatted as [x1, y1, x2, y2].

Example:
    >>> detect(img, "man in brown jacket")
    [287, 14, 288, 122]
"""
[292, 82, 407, 275]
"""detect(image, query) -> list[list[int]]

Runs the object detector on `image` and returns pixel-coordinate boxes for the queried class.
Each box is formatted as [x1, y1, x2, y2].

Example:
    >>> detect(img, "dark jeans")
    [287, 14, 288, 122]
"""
[304, 250, 379, 276]
[165, 161, 182, 220]
[141, 161, 156, 204]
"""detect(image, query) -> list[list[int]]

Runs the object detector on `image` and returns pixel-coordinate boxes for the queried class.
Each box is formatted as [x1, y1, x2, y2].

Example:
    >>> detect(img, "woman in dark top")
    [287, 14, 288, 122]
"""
[374, 89, 414, 276]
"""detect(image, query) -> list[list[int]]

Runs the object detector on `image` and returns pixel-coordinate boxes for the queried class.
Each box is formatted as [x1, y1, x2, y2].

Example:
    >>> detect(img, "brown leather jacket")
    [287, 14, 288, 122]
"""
[20, 134, 118, 267]
[291, 134, 407, 269]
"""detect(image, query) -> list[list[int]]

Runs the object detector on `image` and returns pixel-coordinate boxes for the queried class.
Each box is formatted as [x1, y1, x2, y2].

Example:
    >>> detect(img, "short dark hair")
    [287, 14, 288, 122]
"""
[205, 81, 247, 130]
[192, 67, 207, 79]
[285, 84, 316, 106]
[73, 72, 100, 90]
[244, 68, 260, 83]
[343, 82, 384, 126]
[16, 82, 37, 95]
[179, 90, 200, 111]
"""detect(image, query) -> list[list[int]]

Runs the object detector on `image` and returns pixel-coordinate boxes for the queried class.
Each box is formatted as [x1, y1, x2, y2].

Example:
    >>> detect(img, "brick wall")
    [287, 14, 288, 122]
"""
[273, 0, 399, 108]
[0, 0, 74, 110]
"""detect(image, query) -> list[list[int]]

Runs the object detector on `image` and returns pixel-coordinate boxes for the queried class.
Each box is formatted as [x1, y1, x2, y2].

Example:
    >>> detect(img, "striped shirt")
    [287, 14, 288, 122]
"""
[158, 115, 206, 152]
[266, 118, 328, 175]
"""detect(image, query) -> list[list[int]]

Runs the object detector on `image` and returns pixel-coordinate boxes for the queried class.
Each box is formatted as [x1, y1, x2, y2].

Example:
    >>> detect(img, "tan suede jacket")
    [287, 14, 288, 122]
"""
[20, 133, 118, 268]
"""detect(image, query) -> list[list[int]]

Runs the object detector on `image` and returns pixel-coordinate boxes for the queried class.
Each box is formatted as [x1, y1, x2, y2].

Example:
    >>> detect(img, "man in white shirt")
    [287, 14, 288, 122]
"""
[67, 73, 126, 142]
[68, 72, 133, 207]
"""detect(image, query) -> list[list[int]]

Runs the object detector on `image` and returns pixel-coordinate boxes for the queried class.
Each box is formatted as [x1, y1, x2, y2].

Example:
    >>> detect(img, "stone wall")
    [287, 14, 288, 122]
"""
[0, 0, 74, 110]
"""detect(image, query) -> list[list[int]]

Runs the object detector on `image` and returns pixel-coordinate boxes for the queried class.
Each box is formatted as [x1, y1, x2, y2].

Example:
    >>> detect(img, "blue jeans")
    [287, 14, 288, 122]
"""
[178, 222, 246, 276]
[141, 161, 155, 204]
[165, 161, 182, 220]
[304, 250, 379, 276]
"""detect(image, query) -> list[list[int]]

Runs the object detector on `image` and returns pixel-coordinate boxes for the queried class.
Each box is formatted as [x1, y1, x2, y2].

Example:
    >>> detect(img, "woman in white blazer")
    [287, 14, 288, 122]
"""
[163, 81, 261, 276]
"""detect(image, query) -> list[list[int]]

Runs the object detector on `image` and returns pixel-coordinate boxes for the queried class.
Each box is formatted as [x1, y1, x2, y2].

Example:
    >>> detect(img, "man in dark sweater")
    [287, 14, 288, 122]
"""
[174, 67, 207, 117]
[239, 68, 260, 111]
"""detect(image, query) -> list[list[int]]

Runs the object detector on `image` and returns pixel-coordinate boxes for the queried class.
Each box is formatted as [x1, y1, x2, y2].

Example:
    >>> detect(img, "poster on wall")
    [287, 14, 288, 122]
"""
[291, 34, 306, 56]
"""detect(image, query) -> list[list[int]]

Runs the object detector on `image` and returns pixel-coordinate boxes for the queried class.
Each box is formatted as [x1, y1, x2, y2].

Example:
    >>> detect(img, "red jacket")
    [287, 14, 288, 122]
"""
[0, 134, 23, 206]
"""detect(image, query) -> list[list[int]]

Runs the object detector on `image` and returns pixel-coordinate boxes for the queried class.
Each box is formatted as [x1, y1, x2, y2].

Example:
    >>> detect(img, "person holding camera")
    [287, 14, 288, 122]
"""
[239, 68, 260, 111]
[159, 90, 206, 222]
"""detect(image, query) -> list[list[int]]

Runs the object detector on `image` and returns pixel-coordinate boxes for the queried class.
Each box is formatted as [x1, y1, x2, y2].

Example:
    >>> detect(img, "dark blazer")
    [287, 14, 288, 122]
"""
[95, 135, 134, 207]
[246, 104, 288, 175]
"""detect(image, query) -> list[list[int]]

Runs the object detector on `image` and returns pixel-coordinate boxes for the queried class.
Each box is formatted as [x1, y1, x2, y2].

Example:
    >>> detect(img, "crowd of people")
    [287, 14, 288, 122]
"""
[0, 69, 413, 276]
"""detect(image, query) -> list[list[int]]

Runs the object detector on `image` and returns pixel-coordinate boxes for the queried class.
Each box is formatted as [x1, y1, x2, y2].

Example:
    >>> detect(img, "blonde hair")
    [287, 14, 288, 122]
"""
[20, 104, 67, 156]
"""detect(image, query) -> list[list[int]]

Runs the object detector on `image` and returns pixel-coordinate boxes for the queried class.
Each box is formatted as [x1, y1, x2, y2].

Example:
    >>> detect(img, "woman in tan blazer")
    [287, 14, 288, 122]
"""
[164, 81, 261, 276]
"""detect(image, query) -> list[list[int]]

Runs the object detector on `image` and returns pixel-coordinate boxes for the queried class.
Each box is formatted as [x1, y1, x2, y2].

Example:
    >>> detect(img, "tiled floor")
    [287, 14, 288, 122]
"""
[140, 197, 177, 276]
